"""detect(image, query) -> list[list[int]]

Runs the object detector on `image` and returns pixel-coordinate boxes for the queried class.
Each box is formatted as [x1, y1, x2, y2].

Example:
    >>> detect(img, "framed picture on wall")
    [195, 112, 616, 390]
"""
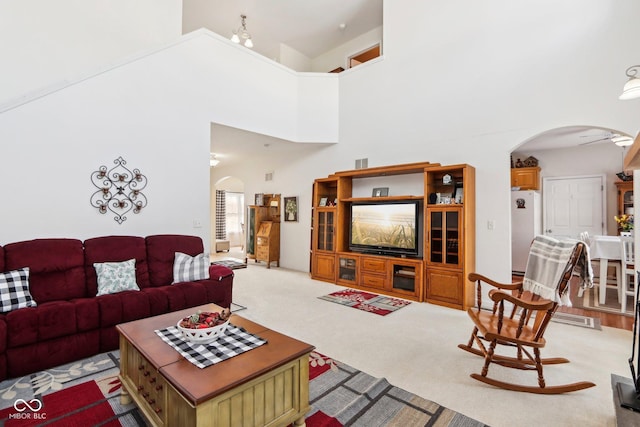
[372, 187, 389, 197]
[284, 196, 298, 222]
[255, 193, 264, 206]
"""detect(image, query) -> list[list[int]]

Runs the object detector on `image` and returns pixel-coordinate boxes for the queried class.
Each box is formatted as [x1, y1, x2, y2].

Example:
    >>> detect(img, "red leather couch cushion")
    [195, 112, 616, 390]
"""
[4, 239, 86, 303]
[84, 236, 150, 295]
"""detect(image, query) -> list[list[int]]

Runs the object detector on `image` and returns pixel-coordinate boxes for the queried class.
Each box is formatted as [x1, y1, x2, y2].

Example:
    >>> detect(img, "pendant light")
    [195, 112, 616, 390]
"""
[230, 15, 253, 48]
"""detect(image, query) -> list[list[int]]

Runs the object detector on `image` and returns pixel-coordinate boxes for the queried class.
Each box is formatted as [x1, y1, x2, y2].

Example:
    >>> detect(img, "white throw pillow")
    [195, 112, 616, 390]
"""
[0, 267, 37, 312]
[172, 252, 210, 283]
[94, 259, 140, 296]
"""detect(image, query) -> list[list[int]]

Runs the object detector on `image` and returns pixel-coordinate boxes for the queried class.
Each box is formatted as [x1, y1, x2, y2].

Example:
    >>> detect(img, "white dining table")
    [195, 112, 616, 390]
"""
[589, 235, 622, 304]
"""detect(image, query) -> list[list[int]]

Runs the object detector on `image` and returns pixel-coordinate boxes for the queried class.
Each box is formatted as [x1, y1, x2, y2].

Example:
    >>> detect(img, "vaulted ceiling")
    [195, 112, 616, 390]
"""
[182, 0, 383, 61]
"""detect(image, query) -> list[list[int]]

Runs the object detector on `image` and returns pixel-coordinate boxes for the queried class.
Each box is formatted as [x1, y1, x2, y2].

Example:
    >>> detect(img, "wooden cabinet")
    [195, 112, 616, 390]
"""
[312, 253, 335, 281]
[425, 268, 463, 307]
[311, 162, 475, 308]
[360, 256, 387, 290]
[427, 207, 462, 268]
[310, 177, 351, 282]
[511, 167, 540, 190]
[425, 206, 464, 306]
[616, 181, 634, 217]
[246, 194, 280, 266]
[351, 253, 423, 301]
[336, 254, 358, 286]
[389, 259, 422, 300]
[315, 209, 335, 251]
[256, 221, 280, 268]
[424, 165, 476, 310]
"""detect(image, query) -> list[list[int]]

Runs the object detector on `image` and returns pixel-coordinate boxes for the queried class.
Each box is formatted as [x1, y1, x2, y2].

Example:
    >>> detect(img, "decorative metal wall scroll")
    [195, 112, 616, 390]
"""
[90, 156, 148, 224]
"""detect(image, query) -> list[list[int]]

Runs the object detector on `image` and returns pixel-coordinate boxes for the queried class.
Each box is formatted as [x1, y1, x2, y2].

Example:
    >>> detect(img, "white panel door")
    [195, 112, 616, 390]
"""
[543, 176, 604, 239]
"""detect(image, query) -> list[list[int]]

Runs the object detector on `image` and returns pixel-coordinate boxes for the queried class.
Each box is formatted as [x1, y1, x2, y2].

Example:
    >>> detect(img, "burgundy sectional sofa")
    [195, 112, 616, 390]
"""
[0, 234, 233, 380]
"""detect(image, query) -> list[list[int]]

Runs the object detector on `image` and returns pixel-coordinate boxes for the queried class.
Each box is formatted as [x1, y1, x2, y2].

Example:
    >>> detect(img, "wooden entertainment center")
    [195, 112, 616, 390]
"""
[310, 161, 476, 310]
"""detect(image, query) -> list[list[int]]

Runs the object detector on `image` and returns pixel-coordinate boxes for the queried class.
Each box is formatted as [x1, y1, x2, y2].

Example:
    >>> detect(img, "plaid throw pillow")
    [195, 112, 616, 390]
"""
[0, 267, 37, 313]
[173, 252, 210, 284]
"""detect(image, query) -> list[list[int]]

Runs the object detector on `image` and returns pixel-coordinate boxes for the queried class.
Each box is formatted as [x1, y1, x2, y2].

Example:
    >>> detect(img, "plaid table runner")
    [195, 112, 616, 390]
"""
[155, 323, 268, 369]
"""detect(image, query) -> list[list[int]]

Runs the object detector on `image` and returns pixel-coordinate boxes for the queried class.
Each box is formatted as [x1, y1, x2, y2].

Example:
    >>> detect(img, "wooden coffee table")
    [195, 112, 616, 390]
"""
[117, 303, 314, 427]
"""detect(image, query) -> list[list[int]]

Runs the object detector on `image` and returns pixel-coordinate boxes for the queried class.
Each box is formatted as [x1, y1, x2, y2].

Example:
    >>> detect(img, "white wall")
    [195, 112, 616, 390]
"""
[279, 44, 312, 72]
[0, 30, 338, 252]
[0, 0, 182, 106]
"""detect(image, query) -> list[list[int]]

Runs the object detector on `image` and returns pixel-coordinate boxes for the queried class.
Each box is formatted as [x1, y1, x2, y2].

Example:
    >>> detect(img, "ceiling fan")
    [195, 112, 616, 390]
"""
[580, 132, 634, 147]
[579, 132, 614, 145]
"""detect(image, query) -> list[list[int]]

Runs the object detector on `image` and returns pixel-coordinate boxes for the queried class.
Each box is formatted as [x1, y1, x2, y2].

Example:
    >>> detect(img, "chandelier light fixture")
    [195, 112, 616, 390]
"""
[230, 14, 253, 48]
[620, 65, 640, 100]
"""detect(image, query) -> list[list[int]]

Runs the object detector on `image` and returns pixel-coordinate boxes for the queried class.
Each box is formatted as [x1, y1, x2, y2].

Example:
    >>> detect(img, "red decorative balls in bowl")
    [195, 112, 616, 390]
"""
[177, 308, 231, 344]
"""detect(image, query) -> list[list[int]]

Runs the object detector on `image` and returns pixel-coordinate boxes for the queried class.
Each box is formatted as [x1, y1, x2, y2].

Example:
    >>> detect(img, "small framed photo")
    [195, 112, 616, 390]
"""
[255, 193, 264, 206]
[284, 196, 298, 222]
[319, 197, 328, 206]
[372, 187, 389, 197]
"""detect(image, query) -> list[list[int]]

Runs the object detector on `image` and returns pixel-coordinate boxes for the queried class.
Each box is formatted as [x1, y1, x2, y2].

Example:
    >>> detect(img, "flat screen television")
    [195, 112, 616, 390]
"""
[349, 200, 422, 257]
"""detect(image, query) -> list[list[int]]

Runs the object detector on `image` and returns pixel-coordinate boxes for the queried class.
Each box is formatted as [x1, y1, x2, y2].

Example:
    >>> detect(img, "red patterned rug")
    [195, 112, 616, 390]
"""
[0, 352, 146, 426]
[318, 289, 411, 316]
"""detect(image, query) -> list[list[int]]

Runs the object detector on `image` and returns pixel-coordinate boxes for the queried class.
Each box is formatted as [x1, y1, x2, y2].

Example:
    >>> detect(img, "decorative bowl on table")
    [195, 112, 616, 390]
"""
[177, 309, 231, 344]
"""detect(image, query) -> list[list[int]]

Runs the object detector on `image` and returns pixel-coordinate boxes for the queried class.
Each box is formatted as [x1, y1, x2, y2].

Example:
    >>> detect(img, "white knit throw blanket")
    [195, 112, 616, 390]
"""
[523, 235, 593, 307]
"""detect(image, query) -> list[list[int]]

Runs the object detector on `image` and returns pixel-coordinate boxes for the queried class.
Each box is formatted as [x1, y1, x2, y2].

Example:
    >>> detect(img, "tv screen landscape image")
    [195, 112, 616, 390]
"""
[350, 201, 421, 256]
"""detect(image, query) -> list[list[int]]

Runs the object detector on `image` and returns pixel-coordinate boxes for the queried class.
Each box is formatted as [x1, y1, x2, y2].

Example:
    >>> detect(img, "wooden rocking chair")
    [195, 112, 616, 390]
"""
[458, 237, 596, 394]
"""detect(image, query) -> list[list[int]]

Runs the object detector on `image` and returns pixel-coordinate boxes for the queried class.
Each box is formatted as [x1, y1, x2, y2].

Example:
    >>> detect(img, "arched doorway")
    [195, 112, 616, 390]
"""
[212, 176, 246, 260]
[509, 125, 635, 327]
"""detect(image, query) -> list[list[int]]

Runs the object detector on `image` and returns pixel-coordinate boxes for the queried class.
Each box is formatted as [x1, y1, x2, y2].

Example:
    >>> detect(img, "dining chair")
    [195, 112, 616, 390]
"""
[620, 236, 635, 314]
[577, 231, 622, 303]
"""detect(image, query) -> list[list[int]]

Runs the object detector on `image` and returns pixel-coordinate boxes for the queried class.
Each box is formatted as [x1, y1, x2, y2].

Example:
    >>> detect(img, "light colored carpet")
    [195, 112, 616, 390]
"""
[231, 263, 633, 427]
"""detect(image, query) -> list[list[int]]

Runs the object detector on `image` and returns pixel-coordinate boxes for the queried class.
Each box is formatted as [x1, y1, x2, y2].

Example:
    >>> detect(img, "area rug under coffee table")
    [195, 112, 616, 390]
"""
[319, 288, 411, 316]
[0, 351, 485, 427]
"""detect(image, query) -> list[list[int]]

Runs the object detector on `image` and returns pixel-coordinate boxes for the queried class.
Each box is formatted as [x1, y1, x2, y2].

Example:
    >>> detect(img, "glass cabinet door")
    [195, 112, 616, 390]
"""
[444, 210, 460, 265]
[429, 211, 443, 264]
[316, 209, 335, 251]
[623, 189, 634, 215]
[428, 208, 461, 268]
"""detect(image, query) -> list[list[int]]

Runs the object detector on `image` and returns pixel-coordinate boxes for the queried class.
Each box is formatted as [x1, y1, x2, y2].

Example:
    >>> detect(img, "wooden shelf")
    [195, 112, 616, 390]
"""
[427, 203, 463, 207]
[341, 195, 423, 203]
[334, 161, 441, 178]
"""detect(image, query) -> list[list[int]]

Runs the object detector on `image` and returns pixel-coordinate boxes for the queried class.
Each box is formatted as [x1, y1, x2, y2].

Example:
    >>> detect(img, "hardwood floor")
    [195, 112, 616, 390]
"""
[558, 276, 634, 331]
[513, 274, 634, 331]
